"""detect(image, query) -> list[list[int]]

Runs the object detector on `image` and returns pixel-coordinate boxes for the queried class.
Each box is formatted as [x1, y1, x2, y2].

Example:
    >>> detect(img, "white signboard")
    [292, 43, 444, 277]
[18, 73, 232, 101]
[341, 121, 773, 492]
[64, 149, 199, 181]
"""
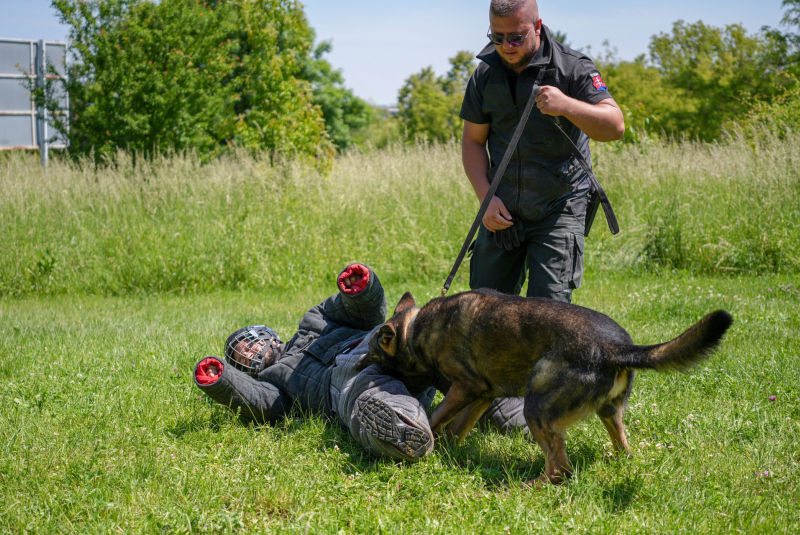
[0, 38, 69, 164]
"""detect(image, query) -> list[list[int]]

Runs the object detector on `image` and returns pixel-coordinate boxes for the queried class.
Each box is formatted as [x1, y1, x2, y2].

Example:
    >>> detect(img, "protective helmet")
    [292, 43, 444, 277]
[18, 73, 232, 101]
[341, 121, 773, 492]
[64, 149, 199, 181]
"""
[224, 325, 282, 377]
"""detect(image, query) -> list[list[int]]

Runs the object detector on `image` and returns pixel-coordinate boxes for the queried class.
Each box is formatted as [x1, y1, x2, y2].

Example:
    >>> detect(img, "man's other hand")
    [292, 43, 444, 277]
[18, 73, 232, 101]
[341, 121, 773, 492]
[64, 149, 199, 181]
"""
[482, 195, 514, 231]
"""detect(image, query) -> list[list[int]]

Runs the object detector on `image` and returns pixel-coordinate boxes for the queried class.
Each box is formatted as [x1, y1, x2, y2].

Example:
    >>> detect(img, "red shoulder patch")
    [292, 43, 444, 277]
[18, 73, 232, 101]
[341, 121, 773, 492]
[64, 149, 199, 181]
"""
[591, 72, 607, 91]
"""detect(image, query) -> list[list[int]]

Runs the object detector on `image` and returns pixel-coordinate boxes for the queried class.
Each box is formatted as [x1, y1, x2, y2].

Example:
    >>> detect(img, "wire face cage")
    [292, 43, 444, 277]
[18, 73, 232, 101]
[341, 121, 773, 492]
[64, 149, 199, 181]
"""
[224, 325, 282, 377]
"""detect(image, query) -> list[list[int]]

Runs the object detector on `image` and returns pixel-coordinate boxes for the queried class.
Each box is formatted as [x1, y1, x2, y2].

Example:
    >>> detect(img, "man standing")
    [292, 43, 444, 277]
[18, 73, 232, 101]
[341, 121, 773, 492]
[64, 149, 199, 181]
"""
[461, 0, 624, 302]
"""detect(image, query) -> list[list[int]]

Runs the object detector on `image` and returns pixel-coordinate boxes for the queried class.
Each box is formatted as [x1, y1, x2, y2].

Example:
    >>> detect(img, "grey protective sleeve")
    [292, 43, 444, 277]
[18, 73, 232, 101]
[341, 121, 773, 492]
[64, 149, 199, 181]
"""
[194, 357, 292, 425]
[478, 397, 528, 434]
[321, 264, 387, 330]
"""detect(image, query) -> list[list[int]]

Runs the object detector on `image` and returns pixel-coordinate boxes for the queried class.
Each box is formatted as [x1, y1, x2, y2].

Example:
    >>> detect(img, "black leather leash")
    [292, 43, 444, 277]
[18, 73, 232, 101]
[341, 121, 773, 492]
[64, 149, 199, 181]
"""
[441, 79, 542, 296]
[549, 118, 619, 237]
[441, 77, 619, 296]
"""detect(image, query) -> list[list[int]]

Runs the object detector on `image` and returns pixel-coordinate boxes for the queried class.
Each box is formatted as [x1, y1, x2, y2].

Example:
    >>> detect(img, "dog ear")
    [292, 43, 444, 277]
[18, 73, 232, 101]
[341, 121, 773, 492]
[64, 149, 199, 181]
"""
[394, 291, 416, 315]
[378, 323, 396, 354]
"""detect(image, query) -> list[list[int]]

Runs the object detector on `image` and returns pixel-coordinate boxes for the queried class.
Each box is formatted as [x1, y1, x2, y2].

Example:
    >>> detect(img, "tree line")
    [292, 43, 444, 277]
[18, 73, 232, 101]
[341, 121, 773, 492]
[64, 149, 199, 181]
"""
[34, 0, 800, 167]
[396, 1, 800, 144]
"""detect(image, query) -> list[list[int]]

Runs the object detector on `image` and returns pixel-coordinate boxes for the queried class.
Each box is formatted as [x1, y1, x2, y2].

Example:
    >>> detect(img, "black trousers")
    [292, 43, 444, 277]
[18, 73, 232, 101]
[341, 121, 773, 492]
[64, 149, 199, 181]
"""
[469, 198, 586, 303]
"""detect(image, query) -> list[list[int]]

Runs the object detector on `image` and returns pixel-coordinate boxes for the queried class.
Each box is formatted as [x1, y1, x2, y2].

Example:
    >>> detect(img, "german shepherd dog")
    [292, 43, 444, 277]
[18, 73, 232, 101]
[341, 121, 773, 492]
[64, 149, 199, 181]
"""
[355, 289, 733, 486]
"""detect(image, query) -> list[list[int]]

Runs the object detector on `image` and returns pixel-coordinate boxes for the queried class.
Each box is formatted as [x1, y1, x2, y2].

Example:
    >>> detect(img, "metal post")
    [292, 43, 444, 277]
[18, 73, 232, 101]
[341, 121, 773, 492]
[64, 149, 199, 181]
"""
[37, 39, 48, 168]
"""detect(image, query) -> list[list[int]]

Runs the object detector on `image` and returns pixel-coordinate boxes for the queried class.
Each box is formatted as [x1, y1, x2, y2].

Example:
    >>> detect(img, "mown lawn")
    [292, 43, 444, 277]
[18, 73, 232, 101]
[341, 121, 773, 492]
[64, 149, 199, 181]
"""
[2, 271, 798, 534]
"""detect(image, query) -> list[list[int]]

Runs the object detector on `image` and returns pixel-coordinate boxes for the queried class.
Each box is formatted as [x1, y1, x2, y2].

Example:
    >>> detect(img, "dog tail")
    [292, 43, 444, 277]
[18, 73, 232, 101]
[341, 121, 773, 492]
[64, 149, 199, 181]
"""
[611, 310, 733, 372]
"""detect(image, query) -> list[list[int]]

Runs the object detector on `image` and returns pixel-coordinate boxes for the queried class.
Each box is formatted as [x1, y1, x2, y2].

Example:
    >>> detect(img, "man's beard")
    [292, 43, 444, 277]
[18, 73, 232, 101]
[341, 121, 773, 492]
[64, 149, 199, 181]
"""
[500, 49, 535, 71]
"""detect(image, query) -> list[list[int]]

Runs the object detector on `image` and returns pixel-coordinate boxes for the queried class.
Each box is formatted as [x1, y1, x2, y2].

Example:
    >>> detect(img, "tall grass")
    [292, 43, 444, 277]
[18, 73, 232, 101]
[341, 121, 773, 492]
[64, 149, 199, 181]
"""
[1, 132, 798, 298]
[593, 131, 800, 274]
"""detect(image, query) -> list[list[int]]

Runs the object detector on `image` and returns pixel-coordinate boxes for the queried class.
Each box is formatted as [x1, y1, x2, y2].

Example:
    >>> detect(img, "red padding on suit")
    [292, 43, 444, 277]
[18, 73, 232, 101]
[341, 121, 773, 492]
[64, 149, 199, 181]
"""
[338, 264, 370, 294]
[196, 357, 223, 385]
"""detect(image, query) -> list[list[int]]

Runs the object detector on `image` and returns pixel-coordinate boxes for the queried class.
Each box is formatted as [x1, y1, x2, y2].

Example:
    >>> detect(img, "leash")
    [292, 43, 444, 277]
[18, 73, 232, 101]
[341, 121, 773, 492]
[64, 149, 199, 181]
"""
[441, 73, 619, 296]
[441, 75, 543, 297]
[549, 118, 619, 237]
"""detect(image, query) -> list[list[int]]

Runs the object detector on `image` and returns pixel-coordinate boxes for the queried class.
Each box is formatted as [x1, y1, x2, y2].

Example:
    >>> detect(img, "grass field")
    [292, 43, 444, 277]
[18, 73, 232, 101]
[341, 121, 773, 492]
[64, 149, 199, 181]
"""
[1, 132, 799, 298]
[2, 271, 799, 533]
[1, 137, 799, 533]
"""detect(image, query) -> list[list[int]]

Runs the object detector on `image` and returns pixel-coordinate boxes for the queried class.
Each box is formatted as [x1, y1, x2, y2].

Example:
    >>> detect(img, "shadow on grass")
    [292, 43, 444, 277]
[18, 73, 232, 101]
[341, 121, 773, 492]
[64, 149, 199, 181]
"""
[166, 405, 234, 437]
[164, 400, 633, 499]
[165, 401, 353, 442]
[430, 434, 603, 490]
[601, 474, 642, 513]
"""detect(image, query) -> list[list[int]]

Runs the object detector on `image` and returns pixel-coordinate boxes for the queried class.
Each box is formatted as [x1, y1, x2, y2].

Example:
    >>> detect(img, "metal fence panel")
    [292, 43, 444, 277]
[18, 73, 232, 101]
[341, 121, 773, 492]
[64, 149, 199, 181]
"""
[45, 44, 66, 77]
[0, 38, 68, 158]
[0, 116, 36, 148]
[0, 40, 33, 75]
[0, 78, 34, 111]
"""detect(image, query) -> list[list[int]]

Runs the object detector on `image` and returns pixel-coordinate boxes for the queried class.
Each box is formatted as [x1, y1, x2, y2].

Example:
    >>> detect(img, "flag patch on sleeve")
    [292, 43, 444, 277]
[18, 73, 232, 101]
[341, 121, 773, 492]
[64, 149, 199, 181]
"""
[591, 72, 607, 91]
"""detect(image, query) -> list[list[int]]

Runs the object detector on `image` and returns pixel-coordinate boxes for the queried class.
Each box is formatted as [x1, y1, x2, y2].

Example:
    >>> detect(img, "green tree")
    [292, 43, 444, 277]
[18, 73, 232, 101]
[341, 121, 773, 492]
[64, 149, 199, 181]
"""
[730, 72, 800, 136]
[649, 20, 783, 140]
[300, 38, 374, 151]
[598, 56, 668, 143]
[397, 51, 476, 143]
[779, 0, 800, 61]
[44, 0, 332, 165]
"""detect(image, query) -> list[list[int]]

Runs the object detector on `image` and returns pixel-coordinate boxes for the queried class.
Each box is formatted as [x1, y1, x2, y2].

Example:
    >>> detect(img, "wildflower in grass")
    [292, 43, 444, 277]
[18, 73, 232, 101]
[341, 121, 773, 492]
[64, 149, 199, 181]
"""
[769, 395, 777, 401]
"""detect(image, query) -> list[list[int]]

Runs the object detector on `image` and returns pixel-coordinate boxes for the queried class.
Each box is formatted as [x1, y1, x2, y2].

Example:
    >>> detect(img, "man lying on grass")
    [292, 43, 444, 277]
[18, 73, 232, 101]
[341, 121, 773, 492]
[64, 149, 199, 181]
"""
[194, 263, 526, 461]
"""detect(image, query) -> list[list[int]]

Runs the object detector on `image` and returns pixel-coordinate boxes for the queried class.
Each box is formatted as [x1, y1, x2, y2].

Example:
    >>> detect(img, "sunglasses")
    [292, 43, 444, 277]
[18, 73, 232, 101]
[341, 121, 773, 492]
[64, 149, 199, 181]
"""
[486, 26, 533, 47]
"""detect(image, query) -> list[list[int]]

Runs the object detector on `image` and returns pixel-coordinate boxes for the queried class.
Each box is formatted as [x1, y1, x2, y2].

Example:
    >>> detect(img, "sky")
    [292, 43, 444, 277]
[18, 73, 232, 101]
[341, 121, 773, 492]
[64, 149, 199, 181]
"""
[1, 0, 790, 105]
